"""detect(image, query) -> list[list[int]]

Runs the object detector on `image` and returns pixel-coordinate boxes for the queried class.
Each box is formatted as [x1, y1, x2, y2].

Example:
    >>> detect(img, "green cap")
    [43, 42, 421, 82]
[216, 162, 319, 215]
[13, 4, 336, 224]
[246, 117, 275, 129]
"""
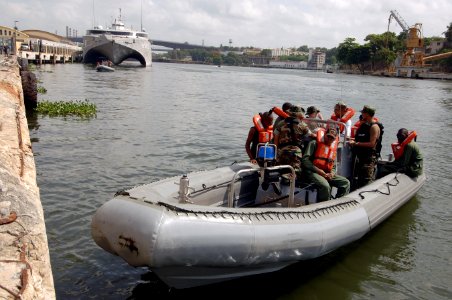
[360, 105, 376, 116]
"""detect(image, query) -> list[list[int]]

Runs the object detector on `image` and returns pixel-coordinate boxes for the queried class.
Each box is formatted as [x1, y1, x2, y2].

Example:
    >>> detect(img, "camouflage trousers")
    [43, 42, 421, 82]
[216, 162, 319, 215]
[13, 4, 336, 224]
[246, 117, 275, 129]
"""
[354, 155, 377, 189]
[277, 145, 303, 178]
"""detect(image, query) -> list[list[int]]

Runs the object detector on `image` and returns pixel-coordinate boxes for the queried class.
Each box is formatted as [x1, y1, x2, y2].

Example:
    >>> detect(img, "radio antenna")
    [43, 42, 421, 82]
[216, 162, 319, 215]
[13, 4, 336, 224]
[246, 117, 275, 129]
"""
[140, 0, 143, 31]
[92, 0, 95, 28]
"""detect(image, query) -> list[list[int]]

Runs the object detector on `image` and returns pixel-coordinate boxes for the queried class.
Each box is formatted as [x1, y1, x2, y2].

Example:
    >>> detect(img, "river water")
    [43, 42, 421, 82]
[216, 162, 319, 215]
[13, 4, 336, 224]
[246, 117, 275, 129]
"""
[28, 63, 452, 299]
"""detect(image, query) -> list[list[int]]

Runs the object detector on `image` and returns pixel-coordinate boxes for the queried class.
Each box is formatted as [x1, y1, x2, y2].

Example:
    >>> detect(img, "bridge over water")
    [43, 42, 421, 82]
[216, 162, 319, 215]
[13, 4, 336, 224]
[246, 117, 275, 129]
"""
[151, 40, 215, 50]
[68, 37, 213, 50]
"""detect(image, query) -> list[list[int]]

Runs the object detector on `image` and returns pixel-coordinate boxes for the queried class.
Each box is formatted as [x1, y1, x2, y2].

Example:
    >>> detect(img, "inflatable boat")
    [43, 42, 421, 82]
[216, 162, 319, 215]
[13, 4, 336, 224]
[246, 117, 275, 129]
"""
[91, 120, 425, 289]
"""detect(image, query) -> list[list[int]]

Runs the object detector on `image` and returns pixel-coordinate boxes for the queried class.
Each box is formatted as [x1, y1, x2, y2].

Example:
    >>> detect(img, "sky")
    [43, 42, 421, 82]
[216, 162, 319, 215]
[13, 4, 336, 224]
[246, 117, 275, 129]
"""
[1, 0, 451, 49]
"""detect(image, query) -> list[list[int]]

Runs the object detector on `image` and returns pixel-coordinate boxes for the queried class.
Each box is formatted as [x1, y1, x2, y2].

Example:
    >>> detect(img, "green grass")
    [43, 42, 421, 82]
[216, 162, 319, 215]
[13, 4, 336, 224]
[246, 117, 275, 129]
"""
[36, 99, 97, 118]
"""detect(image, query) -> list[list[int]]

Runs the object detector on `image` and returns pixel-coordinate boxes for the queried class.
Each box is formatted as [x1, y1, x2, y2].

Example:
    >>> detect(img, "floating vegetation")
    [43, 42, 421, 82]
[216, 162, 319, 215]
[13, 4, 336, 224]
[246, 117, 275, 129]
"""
[37, 86, 47, 94]
[36, 99, 97, 118]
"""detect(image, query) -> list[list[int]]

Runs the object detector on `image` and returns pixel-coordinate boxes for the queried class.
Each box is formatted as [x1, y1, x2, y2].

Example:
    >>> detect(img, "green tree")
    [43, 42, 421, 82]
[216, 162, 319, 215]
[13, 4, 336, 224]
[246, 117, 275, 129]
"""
[445, 22, 452, 47]
[260, 49, 272, 57]
[297, 45, 309, 52]
[337, 38, 371, 73]
[364, 33, 398, 70]
[337, 38, 360, 64]
[325, 47, 338, 65]
[223, 52, 243, 65]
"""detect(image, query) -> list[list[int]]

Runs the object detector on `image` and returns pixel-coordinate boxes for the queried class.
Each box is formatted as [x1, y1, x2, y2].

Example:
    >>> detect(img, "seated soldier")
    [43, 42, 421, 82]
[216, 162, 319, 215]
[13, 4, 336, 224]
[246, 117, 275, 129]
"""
[377, 128, 423, 178]
[301, 128, 350, 202]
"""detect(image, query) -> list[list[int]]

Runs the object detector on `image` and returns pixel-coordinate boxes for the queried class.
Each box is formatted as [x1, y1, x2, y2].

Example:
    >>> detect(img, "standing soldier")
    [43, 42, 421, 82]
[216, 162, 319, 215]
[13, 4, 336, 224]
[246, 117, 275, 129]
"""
[349, 105, 381, 188]
[274, 106, 313, 180]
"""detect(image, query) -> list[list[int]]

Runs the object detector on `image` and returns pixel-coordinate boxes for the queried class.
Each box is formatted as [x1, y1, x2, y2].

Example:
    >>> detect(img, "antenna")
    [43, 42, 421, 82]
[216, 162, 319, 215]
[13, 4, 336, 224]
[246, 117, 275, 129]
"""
[92, 0, 95, 28]
[141, 0, 143, 31]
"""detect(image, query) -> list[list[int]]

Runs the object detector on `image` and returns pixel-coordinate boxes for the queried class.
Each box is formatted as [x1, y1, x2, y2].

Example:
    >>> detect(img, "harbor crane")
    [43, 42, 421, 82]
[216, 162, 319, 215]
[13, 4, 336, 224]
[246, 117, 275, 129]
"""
[388, 10, 424, 67]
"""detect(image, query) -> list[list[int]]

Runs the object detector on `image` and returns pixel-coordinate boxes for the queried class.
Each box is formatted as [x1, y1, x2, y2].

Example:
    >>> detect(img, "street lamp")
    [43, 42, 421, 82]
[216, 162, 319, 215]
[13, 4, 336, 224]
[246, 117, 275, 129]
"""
[13, 21, 19, 55]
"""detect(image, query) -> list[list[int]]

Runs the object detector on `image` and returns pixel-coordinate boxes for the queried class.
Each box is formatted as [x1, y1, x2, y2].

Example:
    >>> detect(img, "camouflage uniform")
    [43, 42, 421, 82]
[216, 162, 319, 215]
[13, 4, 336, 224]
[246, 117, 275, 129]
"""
[275, 117, 311, 178]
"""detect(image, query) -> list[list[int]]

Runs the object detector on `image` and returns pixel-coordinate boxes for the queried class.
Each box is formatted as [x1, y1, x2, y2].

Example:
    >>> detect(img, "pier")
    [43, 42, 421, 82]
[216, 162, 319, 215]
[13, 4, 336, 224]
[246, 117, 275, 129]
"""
[0, 55, 55, 299]
[1, 26, 82, 65]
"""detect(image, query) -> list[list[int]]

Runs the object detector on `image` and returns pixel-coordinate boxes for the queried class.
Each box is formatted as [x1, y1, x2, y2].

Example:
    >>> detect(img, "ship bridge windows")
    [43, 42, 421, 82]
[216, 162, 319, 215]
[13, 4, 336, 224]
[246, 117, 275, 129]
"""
[88, 30, 133, 36]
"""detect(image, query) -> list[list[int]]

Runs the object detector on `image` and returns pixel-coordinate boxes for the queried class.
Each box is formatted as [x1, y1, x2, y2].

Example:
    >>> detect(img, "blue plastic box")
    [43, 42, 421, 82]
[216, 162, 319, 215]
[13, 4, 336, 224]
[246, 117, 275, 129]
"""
[257, 145, 276, 160]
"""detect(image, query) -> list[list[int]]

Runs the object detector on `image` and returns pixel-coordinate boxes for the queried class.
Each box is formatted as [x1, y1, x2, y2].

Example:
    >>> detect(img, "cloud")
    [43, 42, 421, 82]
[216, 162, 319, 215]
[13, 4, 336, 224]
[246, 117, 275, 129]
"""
[1, 0, 450, 48]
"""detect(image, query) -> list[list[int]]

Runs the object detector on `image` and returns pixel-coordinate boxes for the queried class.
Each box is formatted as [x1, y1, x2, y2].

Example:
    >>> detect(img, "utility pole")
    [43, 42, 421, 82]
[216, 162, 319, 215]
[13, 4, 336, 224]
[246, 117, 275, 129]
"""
[13, 21, 19, 55]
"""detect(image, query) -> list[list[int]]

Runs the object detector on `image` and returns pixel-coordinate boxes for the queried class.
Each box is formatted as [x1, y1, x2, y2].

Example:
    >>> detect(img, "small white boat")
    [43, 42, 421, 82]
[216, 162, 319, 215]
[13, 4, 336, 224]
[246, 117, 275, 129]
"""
[96, 64, 115, 72]
[91, 120, 425, 289]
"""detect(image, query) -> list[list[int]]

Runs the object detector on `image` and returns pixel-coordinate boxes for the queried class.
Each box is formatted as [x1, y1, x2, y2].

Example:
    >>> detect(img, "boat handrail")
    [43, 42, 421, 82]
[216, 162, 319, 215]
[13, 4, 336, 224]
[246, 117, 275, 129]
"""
[227, 165, 296, 208]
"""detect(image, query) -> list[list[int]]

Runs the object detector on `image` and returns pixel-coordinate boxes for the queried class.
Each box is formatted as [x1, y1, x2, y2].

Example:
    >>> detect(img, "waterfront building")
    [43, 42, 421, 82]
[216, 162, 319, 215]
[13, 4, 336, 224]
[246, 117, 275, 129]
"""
[0, 25, 29, 55]
[308, 49, 326, 69]
[269, 61, 307, 69]
[0, 25, 81, 63]
[425, 39, 445, 55]
[271, 48, 291, 57]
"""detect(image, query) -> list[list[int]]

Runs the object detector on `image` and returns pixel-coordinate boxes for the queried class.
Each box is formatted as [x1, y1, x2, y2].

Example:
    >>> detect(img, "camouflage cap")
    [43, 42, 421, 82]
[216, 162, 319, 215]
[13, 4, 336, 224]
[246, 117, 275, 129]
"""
[288, 105, 305, 117]
[360, 105, 376, 116]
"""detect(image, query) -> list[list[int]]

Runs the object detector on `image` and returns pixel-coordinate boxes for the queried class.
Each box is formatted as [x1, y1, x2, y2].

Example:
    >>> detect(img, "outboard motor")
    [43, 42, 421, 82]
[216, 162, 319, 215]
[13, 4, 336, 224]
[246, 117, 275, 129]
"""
[256, 143, 282, 195]
[256, 143, 277, 168]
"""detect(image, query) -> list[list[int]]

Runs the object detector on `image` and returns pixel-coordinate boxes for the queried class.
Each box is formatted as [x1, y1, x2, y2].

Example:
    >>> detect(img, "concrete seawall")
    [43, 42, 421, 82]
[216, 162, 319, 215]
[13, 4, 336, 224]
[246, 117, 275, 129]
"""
[0, 56, 55, 299]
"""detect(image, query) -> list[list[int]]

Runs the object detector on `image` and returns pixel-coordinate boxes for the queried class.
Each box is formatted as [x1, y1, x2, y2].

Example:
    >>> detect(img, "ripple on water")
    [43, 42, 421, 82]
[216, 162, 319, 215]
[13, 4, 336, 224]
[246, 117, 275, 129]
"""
[31, 63, 452, 299]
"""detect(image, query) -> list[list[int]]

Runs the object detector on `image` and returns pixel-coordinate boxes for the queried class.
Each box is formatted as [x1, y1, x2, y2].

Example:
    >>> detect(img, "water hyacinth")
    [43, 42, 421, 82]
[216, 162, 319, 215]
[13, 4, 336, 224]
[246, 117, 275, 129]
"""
[36, 99, 97, 118]
[37, 86, 47, 94]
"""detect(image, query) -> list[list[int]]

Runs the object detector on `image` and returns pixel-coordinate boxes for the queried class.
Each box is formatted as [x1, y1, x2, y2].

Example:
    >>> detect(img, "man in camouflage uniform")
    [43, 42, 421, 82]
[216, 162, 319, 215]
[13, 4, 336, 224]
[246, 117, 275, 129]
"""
[273, 106, 313, 179]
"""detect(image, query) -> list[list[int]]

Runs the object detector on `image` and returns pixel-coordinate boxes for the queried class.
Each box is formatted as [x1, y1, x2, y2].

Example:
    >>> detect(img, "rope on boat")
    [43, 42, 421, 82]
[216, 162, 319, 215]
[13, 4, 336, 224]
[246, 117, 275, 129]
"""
[156, 199, 360, 221]
[358, 172, 401, 200]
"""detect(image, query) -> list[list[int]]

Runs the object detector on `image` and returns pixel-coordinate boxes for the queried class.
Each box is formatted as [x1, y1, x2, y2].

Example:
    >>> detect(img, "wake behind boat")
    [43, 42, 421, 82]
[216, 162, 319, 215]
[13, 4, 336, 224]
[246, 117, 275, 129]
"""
[82, 9, 152, 67]
[96, 65, 115, 72]
[91, 119, 425, 289]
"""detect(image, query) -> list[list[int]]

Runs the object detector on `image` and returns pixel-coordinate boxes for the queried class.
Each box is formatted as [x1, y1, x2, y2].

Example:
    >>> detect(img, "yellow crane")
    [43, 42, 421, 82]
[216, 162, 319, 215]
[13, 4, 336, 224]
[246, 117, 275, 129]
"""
[388, 10, 425, 67]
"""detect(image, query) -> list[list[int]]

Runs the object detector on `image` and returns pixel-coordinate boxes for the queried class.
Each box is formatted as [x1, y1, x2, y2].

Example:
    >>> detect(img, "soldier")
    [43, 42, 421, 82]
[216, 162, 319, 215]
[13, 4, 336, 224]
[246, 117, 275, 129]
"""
[301, 128, 350, 202]
[349, 105, 381, 188]
[274, 106, 313, 180]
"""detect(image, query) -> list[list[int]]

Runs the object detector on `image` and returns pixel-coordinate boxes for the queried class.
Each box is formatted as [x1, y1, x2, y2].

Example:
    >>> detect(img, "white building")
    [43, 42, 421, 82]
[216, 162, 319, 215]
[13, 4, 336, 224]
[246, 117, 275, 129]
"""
[271, 48, 291, 57]
[269, 61, 307, 69]
[425, 40, 445, 55]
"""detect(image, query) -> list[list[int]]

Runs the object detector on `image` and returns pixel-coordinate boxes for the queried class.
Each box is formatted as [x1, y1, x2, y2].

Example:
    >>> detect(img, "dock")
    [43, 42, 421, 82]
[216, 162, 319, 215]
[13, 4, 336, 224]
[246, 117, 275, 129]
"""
[0, 55, 55, 299]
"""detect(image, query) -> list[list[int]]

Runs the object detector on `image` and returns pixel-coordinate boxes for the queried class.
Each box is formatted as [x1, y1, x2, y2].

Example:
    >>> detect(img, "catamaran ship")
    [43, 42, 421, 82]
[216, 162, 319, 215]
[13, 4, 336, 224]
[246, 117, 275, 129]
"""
[82, 9, 152, 67]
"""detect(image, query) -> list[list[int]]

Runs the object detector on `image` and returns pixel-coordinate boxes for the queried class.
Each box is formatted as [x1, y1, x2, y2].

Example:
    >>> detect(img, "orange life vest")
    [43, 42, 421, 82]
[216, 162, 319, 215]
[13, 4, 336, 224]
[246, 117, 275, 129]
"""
[253, 114, 273, 143]
[272, 106, 289, 119]
[351, 117, 379, 138]
[391, 131, 417, 160]
[313, 128, 339, 173]
[330, 107, 355, 132]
